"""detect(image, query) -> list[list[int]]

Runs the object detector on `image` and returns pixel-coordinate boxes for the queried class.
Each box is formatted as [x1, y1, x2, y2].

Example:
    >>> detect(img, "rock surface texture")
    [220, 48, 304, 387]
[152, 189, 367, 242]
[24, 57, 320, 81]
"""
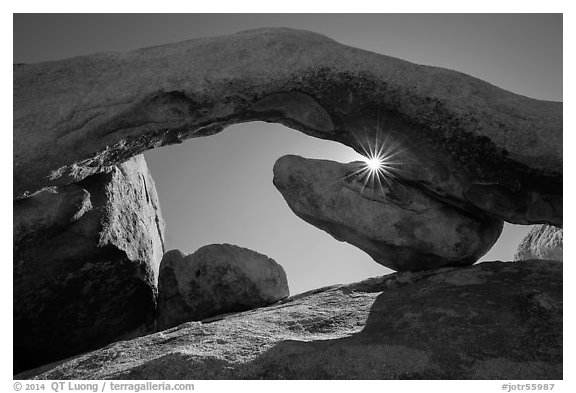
[18, 260, 562, 380]
[13, 155, 165, 373]
[158, 245, 289, 331]
[14, 28, 562, 226]
[515, 225, 563, 261]
[273, 155, 503, 271]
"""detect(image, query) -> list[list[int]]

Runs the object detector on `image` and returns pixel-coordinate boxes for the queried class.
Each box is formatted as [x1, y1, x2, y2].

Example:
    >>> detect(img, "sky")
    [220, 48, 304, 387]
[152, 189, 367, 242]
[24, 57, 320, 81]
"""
[13, 14, 562, 295]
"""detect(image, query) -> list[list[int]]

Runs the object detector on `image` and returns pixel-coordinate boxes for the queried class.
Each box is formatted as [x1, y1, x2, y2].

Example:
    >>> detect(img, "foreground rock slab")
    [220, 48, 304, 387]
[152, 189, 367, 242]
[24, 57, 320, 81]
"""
[515, 225, 563, 261]
[13, 155, 165, 373]
[157, 244, 289, 330]
[19, 260, 562, 380]
[14, 28, 561, 226]
[273, 155, 503, 271]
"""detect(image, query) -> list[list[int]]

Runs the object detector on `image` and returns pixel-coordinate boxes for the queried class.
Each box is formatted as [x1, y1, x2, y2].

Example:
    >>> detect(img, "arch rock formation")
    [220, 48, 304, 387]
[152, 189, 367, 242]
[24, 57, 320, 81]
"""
[13, 28, 563, 375]
[14, 27, 562, 226]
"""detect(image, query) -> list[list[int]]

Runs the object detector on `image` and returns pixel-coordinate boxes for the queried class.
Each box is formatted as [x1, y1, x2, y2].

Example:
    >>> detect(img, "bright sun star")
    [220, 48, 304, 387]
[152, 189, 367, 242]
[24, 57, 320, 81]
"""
[342, 113, 418, 197]
[342, 123, 416, 197]
[365, 156, 383, 171]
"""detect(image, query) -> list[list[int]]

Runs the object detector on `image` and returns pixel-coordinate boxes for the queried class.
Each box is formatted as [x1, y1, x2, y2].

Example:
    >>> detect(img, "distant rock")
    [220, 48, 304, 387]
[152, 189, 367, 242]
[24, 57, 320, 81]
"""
[13, 155, 165, 373]
[515, 225, 562, 261]
[14, 28, 561, 226]
[273, 155, 503, 271]
[19, 260, 562, 380]
[157, 244, 289, 330]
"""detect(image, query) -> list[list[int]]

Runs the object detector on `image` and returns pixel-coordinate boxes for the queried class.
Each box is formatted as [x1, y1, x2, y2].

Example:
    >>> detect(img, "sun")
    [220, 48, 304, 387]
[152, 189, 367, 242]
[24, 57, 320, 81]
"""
[364, 156, 383, 171]
[345, 133, 410, 195]
[338, 121, 417, 197]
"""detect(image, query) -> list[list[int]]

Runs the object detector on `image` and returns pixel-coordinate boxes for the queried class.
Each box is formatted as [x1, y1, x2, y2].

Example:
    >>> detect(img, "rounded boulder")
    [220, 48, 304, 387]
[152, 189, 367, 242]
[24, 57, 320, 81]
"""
[157, 244, 289, 330]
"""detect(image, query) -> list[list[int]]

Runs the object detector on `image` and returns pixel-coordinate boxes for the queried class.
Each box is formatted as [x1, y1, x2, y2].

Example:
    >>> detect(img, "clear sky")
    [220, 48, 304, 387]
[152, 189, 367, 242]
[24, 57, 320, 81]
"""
[13, 14, 562, 295]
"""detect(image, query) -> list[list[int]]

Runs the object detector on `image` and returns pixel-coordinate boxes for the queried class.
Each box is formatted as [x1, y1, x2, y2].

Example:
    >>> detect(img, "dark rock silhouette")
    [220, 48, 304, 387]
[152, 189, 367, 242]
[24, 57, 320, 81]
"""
[17, 261, 562, 380]
[273, 155, 503, 271]
[515, 224, 562, 261]
[13, 155, 165, 373]
[13, 28, 561, 226]
[157, 244, 289, 330]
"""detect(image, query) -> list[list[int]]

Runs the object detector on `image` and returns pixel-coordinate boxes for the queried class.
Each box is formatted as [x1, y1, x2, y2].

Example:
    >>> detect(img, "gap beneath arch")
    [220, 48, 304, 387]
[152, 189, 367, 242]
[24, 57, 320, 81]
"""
[144, 121, 533, 295]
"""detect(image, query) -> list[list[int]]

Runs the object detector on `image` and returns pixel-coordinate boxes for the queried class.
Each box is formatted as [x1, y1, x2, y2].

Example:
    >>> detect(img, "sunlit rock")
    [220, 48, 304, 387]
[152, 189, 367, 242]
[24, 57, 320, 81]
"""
[273, 155, 503, 271]
[515, 224, 562, 261]
[13, 155, 165, 373]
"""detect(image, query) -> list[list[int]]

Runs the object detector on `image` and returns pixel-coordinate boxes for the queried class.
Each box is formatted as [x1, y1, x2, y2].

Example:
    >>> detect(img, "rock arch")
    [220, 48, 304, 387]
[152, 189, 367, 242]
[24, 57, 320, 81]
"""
[13, 27, 563, 374]
[14, 28, 562, 226]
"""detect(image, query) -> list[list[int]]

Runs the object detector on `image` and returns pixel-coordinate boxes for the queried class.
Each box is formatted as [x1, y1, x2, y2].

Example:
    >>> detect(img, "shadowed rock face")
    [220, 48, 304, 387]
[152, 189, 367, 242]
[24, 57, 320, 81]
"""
[17, 261, 562, 380]
[13, 155, 165, 373]
[14, 28, 561, 225]
[273, 155, 503, 271]
[515, 225, 562, 261]
[157, 245, 289, 330]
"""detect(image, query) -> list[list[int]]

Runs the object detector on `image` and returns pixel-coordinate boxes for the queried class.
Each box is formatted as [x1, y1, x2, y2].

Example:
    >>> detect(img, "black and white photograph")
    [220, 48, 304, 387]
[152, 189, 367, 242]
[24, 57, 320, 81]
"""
[10, 10, 565, 386]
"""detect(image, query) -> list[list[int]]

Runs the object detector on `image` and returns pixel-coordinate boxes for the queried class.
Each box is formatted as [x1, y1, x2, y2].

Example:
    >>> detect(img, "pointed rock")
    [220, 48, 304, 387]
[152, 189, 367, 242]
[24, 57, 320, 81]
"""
[273, 155, 503, 271]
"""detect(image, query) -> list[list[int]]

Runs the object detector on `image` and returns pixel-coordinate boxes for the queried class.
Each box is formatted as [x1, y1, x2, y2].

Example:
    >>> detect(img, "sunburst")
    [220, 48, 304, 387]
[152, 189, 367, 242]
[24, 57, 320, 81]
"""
[316, 113, 420, 196]
[343, 121, 418, 197]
